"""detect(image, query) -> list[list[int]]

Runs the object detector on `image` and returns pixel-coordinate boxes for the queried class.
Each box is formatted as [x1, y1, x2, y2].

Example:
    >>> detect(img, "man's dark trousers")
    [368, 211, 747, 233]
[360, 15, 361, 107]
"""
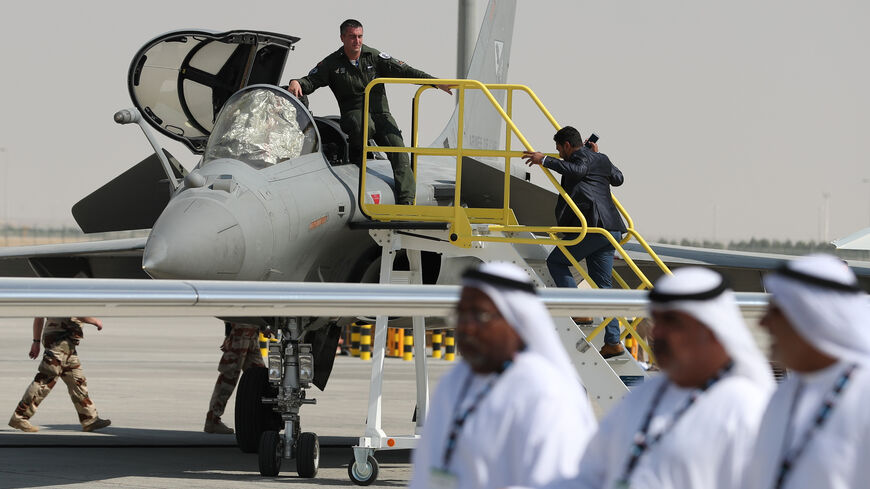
[547, 231, 622, 344]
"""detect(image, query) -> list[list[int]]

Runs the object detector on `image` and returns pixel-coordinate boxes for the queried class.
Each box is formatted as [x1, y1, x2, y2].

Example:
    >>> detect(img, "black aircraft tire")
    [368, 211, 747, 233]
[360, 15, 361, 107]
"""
[296, 432, 319, 478]
[235, 366, 278, 453]
[258, 430, 282, 477]
[347, 455, 378, 486]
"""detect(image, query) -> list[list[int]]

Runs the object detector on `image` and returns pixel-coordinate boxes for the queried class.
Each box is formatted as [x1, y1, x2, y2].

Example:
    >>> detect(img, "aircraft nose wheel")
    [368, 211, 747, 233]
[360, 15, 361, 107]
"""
[348, 455, 379, 486]
[296, 432, 319, 478]
[257, 430, 319, 478]
[258, 430, 283, 476]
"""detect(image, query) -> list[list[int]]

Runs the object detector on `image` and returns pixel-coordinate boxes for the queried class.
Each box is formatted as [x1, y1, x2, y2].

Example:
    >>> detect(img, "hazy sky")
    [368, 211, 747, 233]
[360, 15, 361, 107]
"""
[0, 0, 868, 242]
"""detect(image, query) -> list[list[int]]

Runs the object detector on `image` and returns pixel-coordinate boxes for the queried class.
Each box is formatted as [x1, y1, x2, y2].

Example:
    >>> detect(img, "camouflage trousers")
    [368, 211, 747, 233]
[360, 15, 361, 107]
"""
[206, 326, 265, 422]
[12, 339, 98, 426]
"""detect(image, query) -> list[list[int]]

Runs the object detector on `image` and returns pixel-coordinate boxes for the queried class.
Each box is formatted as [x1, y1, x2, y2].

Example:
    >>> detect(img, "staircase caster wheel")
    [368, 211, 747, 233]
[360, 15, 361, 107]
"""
[258, 430, 282, 476]
[296, 432, 319, 478]
[348, 455, 378, 486]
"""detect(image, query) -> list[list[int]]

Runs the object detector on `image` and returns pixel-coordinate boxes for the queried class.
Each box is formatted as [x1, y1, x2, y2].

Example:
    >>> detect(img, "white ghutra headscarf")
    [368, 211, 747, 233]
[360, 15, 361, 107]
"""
[648, 267, 775, 392]
[763, 253, 870, 366]
[461, 262, 581, 385]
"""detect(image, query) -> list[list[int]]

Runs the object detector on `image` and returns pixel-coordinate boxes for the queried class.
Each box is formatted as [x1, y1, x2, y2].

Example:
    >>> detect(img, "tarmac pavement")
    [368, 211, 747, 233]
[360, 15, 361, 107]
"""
[0, 317, 453, 488]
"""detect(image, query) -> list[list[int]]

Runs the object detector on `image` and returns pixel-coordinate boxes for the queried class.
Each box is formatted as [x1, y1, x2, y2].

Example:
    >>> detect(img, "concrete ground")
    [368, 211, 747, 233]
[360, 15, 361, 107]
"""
[0, 317, 453, 488]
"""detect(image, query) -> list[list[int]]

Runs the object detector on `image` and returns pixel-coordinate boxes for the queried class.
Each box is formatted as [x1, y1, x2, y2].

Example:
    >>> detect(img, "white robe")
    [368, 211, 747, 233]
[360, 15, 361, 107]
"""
[743, 362, 870, 489]
[558, 373, 769, 489]
[409, 351, 596, 489]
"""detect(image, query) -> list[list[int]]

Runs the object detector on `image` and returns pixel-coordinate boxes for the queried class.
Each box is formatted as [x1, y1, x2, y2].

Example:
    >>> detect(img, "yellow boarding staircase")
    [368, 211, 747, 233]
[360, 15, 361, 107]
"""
[350, 79, 673, 474]
[359, 78, 671, 363]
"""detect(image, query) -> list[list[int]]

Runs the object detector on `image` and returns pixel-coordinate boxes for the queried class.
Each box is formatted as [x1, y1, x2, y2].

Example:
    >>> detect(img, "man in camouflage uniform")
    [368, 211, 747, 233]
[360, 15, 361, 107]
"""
[9, 317, 111, 433]
[204, 322, 265, 434]
[288, 18, 452, 205]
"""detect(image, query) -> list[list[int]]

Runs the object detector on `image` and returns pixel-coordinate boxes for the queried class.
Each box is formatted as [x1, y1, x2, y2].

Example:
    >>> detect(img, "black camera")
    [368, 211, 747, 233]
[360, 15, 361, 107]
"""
[585, 133, 599, 149]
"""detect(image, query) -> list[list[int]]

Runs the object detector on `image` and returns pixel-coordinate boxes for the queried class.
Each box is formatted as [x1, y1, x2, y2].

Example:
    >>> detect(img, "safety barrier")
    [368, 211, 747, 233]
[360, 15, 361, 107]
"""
[359, 323, 372, 361]
[359, 78, 671, 363]
[350, 322, 361, 357]
[444, 330, 456, 362]
[432, 329, 443, 359]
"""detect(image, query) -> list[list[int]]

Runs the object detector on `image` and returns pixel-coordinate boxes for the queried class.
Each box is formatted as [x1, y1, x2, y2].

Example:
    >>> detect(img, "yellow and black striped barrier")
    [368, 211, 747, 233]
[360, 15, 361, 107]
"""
[350, 322, 362, 357]
[432, 329, 443, 359]
[444, 329, 456, 361]
[402, 327, 413, 361]
[349, 325, 457, 361]
[359, 323, 372, 361]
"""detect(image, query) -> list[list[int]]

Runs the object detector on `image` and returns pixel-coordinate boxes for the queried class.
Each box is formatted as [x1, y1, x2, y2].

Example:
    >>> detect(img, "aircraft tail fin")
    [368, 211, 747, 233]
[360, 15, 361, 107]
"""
[431, 0, 516, 155]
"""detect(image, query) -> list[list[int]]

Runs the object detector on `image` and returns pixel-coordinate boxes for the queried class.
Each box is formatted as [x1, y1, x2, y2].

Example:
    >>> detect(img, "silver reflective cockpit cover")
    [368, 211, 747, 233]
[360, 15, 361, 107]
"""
[128, 30, 300, 154]
[203, 88, 311, 169]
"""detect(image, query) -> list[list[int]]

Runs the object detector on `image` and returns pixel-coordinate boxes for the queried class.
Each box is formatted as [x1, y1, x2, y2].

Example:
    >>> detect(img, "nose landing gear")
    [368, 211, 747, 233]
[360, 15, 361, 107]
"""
[239, 318, 319, 479]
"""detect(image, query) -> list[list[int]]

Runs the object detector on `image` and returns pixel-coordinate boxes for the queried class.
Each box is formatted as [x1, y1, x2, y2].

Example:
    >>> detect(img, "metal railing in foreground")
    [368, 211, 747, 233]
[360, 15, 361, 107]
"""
[0, 277, 769, 320]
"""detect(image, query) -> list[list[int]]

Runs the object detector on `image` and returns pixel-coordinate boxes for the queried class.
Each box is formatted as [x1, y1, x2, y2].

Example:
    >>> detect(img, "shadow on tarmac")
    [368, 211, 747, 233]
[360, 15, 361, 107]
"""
[0, 428, 412, 488]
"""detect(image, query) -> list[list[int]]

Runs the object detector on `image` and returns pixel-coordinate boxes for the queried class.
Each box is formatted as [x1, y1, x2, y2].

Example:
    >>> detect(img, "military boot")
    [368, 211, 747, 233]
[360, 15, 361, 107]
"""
[8, 416, 39, 433]
[204, 418, 234, 434]
[82, 418, 111, 432]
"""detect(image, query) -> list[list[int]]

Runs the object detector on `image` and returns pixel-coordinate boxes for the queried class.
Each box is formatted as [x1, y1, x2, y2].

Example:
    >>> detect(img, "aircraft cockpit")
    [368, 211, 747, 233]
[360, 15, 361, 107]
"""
[202, 87, 318, 169]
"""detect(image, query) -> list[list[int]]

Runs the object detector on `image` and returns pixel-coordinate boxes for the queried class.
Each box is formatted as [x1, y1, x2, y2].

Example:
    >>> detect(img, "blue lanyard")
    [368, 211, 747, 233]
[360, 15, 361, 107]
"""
[441, 363, 510, 471]
[617, 362, 733, 485]
[772, 362, 857, 489]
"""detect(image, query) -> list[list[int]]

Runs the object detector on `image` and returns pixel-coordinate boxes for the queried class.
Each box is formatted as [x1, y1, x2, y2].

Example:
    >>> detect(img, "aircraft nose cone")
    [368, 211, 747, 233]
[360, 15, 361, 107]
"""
[143, 197, 245, 279]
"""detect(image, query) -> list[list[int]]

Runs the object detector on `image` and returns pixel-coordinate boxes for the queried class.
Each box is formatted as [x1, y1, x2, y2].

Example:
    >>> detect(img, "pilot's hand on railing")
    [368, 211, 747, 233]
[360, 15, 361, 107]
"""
[436, 84, 454, 95]
[287, 80, 303, 98]
[522, 151, 545, 166]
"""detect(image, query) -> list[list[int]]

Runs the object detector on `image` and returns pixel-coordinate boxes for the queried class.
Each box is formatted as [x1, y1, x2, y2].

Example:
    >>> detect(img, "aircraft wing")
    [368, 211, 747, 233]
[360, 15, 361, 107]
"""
[618, 242, 870, 292]
[833, 227, 870, 251]
[0, 237, 147, 279]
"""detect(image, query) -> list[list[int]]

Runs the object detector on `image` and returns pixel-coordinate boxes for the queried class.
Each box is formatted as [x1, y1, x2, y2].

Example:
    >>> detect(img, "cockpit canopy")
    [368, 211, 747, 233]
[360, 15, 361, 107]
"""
[128, 29, 300, 154]
[202, 86, 319, 169]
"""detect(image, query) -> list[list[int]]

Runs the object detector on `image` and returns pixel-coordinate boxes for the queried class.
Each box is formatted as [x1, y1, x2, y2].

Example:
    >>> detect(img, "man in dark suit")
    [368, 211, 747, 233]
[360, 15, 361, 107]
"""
[523, 126, 627, 358]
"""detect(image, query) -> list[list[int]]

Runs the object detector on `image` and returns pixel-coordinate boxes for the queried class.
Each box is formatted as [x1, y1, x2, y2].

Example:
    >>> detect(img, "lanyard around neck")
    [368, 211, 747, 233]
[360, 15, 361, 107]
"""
[771, 362, 857, 489]
[441, 363, 510, 470]
[617, 362, 733, 485]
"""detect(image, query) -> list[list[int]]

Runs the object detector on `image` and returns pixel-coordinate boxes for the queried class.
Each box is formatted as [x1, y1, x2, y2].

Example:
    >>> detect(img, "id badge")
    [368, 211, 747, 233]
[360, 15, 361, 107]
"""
[430, 467, 458, 489]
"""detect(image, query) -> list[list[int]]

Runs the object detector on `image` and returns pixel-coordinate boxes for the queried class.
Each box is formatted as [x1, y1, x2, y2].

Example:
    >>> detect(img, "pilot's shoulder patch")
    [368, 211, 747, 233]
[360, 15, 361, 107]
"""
[379, 52, 391, 59]
[309, 67, 318, 75]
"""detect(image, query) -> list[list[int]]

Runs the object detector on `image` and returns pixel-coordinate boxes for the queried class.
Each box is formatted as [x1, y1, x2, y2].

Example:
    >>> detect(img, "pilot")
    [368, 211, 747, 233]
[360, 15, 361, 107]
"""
[522, 126, 628, 359]
[287, 19, 452, 205]
[9, 317, 111, 433]
[204, 322, 265, 434]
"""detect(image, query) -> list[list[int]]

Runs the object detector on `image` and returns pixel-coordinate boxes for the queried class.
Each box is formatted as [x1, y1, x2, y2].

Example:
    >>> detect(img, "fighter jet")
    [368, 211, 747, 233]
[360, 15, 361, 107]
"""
[0, 0, 535, 479]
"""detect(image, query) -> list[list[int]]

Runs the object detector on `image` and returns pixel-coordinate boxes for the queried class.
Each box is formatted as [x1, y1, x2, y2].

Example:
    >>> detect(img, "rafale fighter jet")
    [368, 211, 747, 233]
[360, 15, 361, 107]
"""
[0, 0, 538, 479]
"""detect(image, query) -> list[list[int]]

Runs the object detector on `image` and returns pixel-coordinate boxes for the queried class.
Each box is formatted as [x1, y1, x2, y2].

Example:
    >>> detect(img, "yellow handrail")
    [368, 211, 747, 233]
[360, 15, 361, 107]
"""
[358, 77, 671, 363]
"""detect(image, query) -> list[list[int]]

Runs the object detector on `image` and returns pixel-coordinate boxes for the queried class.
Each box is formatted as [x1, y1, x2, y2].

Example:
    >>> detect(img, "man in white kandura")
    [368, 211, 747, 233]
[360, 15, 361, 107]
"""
[551, 267, 774, 489]
[409, 262, 596, 489]
[743, 254, 870, 489]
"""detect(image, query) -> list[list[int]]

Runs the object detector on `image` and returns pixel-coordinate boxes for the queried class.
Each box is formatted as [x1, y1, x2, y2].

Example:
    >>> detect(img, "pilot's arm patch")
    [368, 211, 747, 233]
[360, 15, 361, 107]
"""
[379, 52, 391, 59]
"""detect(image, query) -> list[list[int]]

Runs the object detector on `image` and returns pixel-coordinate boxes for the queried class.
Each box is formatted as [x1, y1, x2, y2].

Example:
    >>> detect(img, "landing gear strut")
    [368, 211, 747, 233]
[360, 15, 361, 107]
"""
[255, 318, 319, 478]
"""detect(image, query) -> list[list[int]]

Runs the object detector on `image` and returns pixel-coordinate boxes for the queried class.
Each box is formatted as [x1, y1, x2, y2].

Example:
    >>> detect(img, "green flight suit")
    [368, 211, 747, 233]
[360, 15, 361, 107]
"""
[295, 44, 435, 204]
